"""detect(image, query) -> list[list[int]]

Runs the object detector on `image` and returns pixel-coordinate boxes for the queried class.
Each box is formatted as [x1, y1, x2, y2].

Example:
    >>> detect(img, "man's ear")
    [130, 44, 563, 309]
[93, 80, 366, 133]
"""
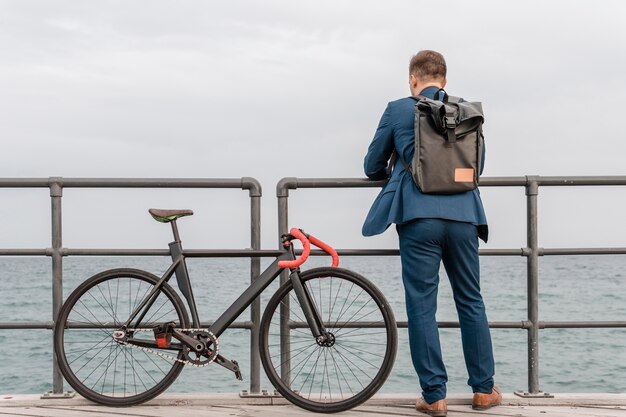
[409, 74, 417, 88]
[441, 78, 447, 89]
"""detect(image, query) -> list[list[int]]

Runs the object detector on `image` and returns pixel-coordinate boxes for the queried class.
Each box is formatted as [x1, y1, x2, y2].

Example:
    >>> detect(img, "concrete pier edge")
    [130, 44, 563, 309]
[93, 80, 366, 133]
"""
[1, 392, 625, 408]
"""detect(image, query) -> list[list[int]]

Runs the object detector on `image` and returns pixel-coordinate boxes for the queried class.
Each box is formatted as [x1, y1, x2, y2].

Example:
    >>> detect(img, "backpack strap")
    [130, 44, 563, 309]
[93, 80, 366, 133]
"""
[435, 88, 448, 102]
[392, 150, 412, 175]
[386, 151, 397, 177]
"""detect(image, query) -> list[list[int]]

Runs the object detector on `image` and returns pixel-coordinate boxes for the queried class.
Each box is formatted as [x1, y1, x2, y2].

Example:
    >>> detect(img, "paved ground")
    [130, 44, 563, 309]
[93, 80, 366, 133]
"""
[1, 393, 625, 417]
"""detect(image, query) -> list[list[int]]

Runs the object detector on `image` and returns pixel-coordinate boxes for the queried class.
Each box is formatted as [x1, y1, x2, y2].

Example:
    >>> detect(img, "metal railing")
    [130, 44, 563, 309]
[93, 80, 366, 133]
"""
[0, 177, 263, 395]
[1, 175, 626, 397]
[276, 175, 626, 396]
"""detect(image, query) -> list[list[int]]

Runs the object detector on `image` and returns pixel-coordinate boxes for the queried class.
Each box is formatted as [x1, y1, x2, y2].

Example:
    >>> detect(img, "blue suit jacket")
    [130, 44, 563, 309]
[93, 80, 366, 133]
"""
[362, 87, 489, 241]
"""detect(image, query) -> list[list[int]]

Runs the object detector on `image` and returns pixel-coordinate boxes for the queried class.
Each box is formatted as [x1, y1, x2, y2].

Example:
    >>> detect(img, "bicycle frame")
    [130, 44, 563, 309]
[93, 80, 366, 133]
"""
[123, 228, 325, 343]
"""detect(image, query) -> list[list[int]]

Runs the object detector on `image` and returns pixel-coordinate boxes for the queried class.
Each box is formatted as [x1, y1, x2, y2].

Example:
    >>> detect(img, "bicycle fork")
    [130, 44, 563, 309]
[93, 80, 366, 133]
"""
[289, 270, 331, 344]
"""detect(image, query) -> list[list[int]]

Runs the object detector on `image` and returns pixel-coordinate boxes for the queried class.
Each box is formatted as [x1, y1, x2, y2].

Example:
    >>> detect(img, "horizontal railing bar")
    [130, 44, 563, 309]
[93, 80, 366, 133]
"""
[543, 248, 626, 255]
[3, 176, 624, 191]
[0, 321, 254, 330]
[184, 250, 279, 257]
[287, 320, 530, 329]
[0, 249, 48, 256]
[4, 320, 624, 331]
[277, 176, 626, 191]
[65, 249, 171, 256]
[2, 247, 625, 257]
[479, 177, 532, 187]
[61, 178, 249, 188]
[539, 321, 626, 328]
[0, 177, 263, 197]
[0, 322, 54, 329]
[0, 248, 525, 257]
[422, 321, 531, 329]
[285, 320, 626, 329]
[537, 176, 626, 186]
[0, 178, 250, 188]
[277, 177, 530, 195]
[0, 248, 530, 257]
[0, 179, 51, 187]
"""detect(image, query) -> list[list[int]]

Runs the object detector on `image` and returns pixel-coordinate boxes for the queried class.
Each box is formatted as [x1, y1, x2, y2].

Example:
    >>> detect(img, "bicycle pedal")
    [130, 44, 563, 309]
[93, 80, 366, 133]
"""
[233, 360, 243, 381]
[215, 355, 243, 380]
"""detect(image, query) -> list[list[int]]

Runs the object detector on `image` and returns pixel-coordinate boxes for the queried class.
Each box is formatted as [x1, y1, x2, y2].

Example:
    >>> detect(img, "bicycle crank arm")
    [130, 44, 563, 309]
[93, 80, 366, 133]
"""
[171, 329, 205, 352]
[214, 355, 243, 381]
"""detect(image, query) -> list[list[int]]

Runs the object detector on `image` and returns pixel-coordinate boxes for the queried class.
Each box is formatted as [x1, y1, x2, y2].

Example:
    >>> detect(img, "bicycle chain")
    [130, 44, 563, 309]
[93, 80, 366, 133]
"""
[115, 328, 219, 368]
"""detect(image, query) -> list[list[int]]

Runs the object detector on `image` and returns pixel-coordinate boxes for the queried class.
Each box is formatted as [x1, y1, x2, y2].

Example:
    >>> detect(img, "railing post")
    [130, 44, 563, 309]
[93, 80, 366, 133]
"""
[49, 177, 64, 394]
[525, 176, 540, 394]
[245, 178, 262, 393]
[276, 178, 295, 384]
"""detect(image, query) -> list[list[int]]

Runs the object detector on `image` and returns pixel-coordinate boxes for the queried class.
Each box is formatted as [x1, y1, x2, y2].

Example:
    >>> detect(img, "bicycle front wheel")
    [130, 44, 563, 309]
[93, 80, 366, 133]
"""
[54, 268, 189, 406]
[260, 267, 397, 413]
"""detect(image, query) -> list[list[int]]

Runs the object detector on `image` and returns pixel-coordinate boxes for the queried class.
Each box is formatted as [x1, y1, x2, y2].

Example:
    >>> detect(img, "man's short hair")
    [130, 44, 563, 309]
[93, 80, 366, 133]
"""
[409, 50, 447, 82]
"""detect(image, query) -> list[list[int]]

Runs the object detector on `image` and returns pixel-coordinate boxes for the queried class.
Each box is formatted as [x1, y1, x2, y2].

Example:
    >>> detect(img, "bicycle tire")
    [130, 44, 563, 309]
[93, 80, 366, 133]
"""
[54, 268, 189, 406]
[260, 267, 397, 413]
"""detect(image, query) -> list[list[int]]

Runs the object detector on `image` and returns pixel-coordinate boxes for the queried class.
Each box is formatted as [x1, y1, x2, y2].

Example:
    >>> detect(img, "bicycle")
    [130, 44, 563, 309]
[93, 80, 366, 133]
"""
[54, 208, 397, 413]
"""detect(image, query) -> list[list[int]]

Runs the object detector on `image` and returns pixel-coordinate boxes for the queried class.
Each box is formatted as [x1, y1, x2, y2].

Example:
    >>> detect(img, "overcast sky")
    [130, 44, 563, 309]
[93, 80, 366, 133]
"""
[1, 1, 626, 252]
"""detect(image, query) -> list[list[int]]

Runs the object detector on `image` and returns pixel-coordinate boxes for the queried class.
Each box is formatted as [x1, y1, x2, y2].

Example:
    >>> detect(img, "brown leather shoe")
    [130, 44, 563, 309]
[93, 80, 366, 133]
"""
[415, 397, 447, 416]
[472, 385, 502, 410]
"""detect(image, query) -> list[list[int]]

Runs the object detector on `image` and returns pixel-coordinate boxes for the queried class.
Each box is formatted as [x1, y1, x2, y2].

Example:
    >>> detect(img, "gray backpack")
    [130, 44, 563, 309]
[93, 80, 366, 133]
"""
[398, 94, 484, 194]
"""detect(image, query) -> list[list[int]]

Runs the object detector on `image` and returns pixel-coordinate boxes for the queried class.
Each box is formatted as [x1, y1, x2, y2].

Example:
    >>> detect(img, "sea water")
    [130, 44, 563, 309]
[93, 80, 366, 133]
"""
[0, 255, 625, 395]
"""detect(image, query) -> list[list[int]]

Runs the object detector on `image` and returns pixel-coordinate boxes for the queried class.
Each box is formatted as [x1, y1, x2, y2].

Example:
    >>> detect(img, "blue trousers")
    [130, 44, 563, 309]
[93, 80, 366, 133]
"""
[396, 218, 495, 403]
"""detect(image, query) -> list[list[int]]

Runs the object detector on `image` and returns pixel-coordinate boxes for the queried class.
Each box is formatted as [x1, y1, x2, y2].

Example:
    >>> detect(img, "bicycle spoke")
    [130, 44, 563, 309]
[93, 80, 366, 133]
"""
[268, 338, 314, 349]
[332, 288, 365, 330]
[328, 278, 344, 325]
[288, 344, 318, 387]
[88, 343, 120, 392]
[333, 344, 378, 375]
[102, 282, 121, 325]
[320, 348, 330, 401]
[303, 346, 324, 398]
[272, 341, 317, 365]
[71, 338, 116, 373]
[335, 342, 386, 359]
[334, 328, 387, 338]
[329, 347, 351, 397]
[331, 346, 367, 388]
[65, 333, 112, 360]
[132, 280, 154, 318]
[76, 299, 117, 338]
[114, 279, 121, 335]
[142, 298, 171, 325]
[333, 307, 380, 336]
[278, 298, 306, 324]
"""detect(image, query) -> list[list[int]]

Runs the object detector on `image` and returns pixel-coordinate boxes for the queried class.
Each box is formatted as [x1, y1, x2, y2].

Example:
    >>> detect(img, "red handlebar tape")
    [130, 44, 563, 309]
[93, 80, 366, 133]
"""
[278, 228, 311, 269]
[308, 235, 339, 267]
[277, 228, 340, 269]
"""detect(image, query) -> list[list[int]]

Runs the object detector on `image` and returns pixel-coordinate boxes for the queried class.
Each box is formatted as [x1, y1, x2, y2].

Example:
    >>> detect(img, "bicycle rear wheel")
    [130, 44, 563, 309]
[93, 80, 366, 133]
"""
[54, 268, 189, 406]
[260, 267, 397, 413]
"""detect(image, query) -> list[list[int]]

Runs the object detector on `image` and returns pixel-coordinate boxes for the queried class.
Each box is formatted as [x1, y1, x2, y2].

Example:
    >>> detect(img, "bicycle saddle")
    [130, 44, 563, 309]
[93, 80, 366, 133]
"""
[148, 208, 194, 223]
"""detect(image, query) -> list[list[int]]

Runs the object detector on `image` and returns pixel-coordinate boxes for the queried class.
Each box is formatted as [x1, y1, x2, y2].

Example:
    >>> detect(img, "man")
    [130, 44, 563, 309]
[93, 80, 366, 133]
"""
[362, 50, 501, 416]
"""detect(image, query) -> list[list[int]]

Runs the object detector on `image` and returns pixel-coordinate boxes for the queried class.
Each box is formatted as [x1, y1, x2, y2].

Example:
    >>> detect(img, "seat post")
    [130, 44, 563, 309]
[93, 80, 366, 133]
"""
[170, 220, 181, 243]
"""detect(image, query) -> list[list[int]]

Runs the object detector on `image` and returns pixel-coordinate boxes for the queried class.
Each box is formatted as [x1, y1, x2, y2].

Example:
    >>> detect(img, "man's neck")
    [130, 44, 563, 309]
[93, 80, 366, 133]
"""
[411, 82, 443, 96]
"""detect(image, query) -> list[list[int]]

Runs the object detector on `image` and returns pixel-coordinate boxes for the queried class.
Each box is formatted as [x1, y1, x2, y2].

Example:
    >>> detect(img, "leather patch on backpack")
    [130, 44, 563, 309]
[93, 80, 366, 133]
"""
[455, 168, 474, 183]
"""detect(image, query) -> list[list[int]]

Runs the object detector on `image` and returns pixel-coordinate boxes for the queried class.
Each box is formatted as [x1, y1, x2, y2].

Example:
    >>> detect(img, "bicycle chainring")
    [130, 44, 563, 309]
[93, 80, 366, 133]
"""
[182, 330, 219, 366]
